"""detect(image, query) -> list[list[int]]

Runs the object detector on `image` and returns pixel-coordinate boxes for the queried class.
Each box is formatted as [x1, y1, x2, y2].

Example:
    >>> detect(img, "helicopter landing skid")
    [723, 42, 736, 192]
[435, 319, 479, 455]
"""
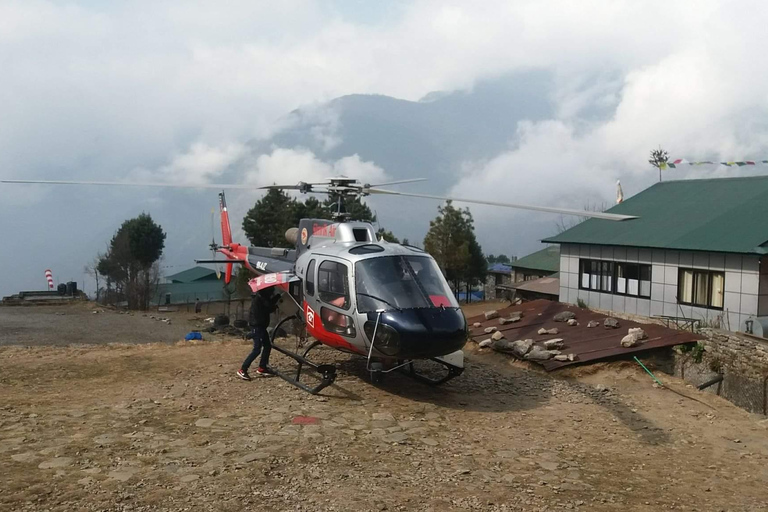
[269, 318, 337, 395]
[399, 350, 465, 386]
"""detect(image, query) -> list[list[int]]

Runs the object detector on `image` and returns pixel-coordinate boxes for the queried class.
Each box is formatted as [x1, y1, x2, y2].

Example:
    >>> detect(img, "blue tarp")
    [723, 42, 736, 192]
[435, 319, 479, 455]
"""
[456, 291, 485, 302]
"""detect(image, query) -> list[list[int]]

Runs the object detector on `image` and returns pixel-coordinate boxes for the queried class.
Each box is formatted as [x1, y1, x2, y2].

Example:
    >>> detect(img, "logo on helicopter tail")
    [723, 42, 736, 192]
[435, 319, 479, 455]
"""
[300, 228, 308, 245]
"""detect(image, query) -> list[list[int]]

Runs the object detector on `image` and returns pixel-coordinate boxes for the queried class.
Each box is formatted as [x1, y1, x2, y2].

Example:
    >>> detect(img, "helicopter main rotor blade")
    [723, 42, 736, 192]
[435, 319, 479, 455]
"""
[366, 188, 637, 221]
[366, 178, 427, 187]
[0, 179, 263, 190]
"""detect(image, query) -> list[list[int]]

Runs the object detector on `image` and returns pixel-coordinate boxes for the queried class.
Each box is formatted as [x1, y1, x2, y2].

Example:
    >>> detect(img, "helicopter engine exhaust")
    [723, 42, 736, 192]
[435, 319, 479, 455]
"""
[285, 227, 299, 246]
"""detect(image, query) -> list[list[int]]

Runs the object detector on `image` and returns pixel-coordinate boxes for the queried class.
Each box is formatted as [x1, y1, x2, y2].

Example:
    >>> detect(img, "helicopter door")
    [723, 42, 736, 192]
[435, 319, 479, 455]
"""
[315, 259, 357, 339]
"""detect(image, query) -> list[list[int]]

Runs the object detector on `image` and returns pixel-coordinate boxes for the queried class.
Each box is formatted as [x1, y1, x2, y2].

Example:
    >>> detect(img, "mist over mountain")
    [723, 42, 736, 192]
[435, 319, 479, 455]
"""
[263, 69, 555, 188]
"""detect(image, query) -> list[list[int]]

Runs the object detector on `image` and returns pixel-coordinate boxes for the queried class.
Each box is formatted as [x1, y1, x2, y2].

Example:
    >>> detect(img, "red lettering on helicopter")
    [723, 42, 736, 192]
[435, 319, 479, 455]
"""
[312, 223, 337, 238]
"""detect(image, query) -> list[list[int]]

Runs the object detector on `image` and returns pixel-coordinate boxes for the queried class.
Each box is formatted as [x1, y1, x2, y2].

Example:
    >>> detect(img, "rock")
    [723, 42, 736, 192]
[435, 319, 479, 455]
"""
[537, 461, 559, 471]
[478, 339, 493, 348]
[372, 412, 395, 422]
[180, 474, 200, 483]
[421, 438, 439, 447]
[484, 310, 499, 320]
[195, 418, 215, 428]
[587, 320, 600, 328]
[524, 346, 559, 361]
[621, 328, 647, 347]
[567, 319, 578, 326]
[473, 322, 482, 328]
[543, 338, 564, 350]
[241, 452, 270, 463]
[568, 353, 576, 361]
[484, 326, 497, 334]
[499, 313, 522, 325]
[108, 469, 137, 482]
[491, 331, 504, 341]
[604, 317, 620, 329]
[11, 452, 36, 463]
[554, 311, 576, 322]
[383, 432, 409, 444]
[538, 327, 559, 335]
[493, 338, 534, 358]
[554, 354, 569, 361]
[38, 457, 74, 469]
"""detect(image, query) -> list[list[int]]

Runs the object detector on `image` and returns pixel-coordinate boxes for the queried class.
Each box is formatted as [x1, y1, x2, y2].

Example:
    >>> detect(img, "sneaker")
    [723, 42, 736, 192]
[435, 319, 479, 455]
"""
[254, 367, 274, 377]
[236, 369, 251, 381]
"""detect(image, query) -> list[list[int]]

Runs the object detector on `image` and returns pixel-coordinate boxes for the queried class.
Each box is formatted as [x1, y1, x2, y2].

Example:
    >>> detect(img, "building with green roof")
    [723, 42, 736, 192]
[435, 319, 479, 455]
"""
[484, 246, 560, 300]
[153, 266, 229, 306]
[543, 176, 768, 332]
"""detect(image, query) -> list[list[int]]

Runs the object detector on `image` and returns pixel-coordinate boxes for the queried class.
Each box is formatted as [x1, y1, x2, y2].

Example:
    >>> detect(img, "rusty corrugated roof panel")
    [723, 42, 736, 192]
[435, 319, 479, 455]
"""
[466, 299, 700, 371]
[511, 275, 560, 296]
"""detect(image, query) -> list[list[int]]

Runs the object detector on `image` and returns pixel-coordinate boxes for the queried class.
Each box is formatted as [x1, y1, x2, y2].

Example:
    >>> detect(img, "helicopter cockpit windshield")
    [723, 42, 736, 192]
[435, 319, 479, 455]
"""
[355, 255, 459, 313]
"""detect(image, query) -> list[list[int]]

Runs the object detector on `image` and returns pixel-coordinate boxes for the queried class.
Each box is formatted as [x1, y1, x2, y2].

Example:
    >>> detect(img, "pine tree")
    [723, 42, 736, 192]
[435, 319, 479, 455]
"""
[242, 189, 299, 248]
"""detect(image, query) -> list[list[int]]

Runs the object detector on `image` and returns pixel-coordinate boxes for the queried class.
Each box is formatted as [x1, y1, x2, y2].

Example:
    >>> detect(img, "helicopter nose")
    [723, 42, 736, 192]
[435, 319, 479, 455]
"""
[363, 308, 467, 359]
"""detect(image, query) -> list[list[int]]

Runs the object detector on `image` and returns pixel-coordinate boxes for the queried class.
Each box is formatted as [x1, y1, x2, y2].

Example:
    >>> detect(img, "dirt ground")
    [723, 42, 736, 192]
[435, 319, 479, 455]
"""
[1, 304, 767, 511]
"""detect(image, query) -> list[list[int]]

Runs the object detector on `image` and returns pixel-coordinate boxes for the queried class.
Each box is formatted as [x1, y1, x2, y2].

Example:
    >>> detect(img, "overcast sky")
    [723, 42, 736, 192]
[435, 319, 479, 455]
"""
[2, 0, 768, 296]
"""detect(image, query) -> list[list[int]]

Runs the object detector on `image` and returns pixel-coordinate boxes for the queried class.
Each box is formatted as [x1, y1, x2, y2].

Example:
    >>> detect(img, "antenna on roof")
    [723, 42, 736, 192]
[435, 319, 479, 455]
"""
[616, 180, 624, 204]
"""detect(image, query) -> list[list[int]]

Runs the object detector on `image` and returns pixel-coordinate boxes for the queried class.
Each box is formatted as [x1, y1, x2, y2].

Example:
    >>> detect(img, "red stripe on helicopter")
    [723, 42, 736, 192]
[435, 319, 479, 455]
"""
[248, 272, 298, 293]
[303, 301, 362, 354]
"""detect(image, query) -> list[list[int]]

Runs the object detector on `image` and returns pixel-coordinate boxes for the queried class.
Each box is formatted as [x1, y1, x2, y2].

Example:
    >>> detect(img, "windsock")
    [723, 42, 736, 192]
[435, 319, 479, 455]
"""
[45, 269, 54, 290]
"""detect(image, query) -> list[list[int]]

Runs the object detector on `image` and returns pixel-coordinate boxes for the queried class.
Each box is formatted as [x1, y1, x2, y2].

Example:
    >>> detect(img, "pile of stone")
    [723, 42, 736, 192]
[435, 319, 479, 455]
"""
[620, 327, 647, 347]
[491, 337, 575, 362]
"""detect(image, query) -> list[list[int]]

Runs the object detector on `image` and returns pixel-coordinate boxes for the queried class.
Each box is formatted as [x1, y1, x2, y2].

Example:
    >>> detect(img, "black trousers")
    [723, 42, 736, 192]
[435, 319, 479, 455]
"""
[242, 326, 271, 372]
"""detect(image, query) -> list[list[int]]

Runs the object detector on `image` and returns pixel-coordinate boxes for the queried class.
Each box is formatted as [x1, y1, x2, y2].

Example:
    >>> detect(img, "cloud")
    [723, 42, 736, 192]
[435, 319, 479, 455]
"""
[245, 148, 387, 186]
[130, 142, 248, 184]
[4, 0, 768, 294]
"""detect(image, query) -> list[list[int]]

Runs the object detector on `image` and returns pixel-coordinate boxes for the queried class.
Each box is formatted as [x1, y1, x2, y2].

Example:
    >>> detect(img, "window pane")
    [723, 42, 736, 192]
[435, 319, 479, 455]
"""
[638, 264, 650, 297]
[601, 262, 613, 292]
[582, 271, 590, 288]
[711, 272, 724, 308]
[679, 270, 693, 303]
[306, 259, 316, 296]
[318, 260, 350, 310]
[616, 264, 627, 294]
[693, 271, 709, 306]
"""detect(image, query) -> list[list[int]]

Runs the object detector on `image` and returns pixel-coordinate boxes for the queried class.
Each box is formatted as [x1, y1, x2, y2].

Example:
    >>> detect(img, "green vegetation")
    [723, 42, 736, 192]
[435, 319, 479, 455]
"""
[242, 189, 398, 247]
[96, 213, 166, 309]
[423, 200, 486, 299]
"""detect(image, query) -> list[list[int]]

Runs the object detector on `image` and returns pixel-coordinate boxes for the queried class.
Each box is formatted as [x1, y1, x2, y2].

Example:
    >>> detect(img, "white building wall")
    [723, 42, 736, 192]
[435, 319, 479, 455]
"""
[559, 244, 761, 332]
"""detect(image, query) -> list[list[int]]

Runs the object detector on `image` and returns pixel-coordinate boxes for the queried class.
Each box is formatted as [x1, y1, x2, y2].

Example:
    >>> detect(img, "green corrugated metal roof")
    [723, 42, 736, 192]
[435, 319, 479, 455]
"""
[543, 176, 768, 254]
[153, 280, 229, 305]
[165, 266, 218, 283]
[510, 246, 560, 273]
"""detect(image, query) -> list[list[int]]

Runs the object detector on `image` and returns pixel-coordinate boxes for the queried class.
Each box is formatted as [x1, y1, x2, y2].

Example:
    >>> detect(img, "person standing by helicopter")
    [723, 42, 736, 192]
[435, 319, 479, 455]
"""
[237, 287, 280, 380]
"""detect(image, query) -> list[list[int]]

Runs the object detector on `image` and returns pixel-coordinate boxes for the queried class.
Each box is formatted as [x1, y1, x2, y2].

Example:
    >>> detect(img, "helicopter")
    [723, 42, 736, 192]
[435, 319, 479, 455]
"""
[1, 176, 636, 394]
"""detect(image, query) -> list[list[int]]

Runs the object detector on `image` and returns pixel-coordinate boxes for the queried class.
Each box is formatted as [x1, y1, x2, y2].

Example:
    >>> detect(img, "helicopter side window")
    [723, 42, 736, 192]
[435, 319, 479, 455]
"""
[318, 260, 350, 310]
[306, 259, 316, 296]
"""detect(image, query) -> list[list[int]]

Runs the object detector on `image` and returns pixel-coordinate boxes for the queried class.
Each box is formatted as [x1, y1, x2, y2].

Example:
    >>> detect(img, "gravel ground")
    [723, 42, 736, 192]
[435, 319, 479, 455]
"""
[0, 305, 767, 511]
[0, 304, 198, 346]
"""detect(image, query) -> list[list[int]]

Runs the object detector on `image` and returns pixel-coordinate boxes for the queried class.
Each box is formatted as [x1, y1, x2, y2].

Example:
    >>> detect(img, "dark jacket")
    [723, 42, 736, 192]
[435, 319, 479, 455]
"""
[249, 290, 280, 327]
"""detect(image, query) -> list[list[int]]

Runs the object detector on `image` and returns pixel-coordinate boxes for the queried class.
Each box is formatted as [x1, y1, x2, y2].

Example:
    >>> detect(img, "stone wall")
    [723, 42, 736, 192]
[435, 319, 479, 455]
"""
[664, 328, 768, 415]
[484, 272, 513, 301]
[698, 328, 768, 376]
